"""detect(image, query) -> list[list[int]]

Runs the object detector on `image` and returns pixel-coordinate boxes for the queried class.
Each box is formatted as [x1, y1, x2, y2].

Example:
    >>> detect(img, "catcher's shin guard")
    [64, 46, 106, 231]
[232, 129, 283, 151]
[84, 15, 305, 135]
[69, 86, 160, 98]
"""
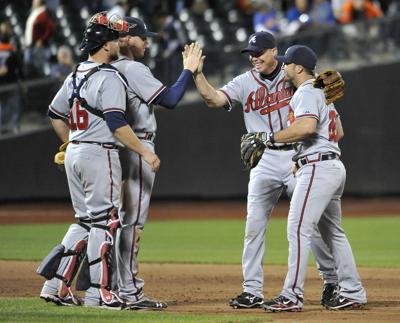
[79, 208, 120, 304]
[75, 244, 117, 292]
[37, 240, 87, 298]
[76, 255, 90, 291]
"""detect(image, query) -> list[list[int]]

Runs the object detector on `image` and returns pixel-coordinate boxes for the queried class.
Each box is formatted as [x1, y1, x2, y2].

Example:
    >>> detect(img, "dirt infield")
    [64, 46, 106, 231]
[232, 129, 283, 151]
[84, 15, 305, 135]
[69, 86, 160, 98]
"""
[1, 198, 399, 321]
[1, 261, 400, 322]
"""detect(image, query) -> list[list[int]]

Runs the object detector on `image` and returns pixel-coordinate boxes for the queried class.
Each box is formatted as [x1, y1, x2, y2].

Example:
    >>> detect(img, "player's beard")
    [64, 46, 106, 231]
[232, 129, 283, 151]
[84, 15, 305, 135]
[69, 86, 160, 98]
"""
[130, 46, 145, 59]
[110, 52, 119, 61]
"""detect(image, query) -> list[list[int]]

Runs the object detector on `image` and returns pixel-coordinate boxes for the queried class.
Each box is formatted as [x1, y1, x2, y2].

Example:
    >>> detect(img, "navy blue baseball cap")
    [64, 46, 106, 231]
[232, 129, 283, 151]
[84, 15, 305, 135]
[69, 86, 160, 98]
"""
[241, 31, 276, 55]
[275, 45, 317, 70]
[123, 17, 157, 38]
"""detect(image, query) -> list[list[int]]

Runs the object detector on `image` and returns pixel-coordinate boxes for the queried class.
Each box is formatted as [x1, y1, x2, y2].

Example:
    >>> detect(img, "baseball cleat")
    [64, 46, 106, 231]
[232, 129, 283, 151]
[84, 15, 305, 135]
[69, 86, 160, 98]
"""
[84, 299, 126, 310]
[84, 292, 127, 310]
[126, 297, 168, 310]
[99, 299, 127, 310]
[263, 295, 302, 312]
[324, 295, 365, 310]
[320, 282, 339, 306]
[40, 293, 82, 306]
[229, 292, 264, 309]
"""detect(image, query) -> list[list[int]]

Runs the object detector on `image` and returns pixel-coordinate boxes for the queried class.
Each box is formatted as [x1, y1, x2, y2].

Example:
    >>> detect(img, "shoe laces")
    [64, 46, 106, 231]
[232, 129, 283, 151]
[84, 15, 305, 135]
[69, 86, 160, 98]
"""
[273, 295, 302, 305]
[273, 295, 287, 303]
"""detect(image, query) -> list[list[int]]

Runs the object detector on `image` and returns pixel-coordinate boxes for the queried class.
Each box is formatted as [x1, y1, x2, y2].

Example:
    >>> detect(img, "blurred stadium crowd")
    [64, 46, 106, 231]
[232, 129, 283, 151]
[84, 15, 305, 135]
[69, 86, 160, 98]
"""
[0, 0, 400, 134]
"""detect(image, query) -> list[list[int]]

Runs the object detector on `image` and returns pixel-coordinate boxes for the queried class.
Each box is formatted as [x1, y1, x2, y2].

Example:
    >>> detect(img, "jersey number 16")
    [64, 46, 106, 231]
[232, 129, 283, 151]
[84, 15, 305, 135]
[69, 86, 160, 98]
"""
[70, 100, 89, 130]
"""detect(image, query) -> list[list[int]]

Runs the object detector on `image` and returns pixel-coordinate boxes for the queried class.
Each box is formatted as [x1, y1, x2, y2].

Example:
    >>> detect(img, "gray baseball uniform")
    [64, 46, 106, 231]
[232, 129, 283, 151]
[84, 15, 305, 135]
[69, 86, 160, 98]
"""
[220, 67, 337, 298]
[112, 57, 163, 303]
[41, 61, 127, 305]
[280, 80, 366, 306]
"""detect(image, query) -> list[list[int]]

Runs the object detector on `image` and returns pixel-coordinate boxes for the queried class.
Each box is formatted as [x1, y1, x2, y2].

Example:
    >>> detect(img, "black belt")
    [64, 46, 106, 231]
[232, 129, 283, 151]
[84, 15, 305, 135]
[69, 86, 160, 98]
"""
[136, 132, 155, 141]
[71, 140, 119, 149]
[269, 144, 293, 151]
[295, 152, 339, 169]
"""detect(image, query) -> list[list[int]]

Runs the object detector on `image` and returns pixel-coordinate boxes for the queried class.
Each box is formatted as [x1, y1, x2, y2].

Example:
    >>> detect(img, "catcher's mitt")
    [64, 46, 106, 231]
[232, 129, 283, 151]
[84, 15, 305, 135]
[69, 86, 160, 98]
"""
[313, 69, 344, 105]
[54, 141, 69, 165]
[240, 133, 267, 170]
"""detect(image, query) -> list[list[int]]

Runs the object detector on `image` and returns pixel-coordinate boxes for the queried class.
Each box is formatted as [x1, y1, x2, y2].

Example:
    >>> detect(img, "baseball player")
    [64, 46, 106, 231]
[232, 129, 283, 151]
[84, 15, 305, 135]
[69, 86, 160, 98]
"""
[37, 12, 160, 309]
[192, 31, 340, 308]
[263, 45, 367, 312]
[111, 17, 202, 310]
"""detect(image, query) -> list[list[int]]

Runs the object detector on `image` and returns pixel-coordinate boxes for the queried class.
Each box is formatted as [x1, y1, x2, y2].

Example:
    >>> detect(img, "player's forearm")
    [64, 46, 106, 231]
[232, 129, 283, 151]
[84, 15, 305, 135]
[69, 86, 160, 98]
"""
[193, 72, 226, 108]
[274, 119, 316, 143]
[113, 125, 147, 156]
[153, 70, 192, 109]
[50, 118, 69, 143]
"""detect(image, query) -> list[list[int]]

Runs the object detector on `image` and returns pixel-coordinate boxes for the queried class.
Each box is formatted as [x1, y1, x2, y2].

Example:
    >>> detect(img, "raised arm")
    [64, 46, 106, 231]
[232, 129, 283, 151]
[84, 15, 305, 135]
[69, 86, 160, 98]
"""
[193, 70, 228, 108]
[153, 42, 202, 109]
[185, 46, 227, 108]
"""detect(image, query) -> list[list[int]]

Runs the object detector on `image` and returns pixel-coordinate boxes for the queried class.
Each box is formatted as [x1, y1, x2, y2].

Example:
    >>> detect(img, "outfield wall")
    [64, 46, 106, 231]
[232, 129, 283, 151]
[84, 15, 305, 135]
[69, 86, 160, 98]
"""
[0, 62, 399, 200]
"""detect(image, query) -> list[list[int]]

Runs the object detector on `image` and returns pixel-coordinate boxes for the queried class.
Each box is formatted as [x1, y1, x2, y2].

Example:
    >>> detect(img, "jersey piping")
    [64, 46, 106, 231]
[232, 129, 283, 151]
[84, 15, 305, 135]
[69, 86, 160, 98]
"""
[49, 105, 68, 119]
[218, 89, 233, 111]
[147, 84, 166, 104]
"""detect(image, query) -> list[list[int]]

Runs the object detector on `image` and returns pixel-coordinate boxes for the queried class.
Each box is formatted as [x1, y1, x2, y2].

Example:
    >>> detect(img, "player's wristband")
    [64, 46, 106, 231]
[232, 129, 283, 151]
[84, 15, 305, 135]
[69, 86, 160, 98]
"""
[268, 132, 275, 145]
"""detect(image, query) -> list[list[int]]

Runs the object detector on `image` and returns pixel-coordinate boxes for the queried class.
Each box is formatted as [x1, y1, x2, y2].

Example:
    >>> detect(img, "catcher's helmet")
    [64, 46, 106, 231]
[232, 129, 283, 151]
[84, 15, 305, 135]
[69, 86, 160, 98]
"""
[79, 12, 128, 52]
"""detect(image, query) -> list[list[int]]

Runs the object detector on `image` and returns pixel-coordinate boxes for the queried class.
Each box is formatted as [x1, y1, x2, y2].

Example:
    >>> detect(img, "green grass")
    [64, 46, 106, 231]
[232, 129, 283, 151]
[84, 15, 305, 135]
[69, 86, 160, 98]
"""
[0, 217, 399, 267]
[0, 298, 267, 323]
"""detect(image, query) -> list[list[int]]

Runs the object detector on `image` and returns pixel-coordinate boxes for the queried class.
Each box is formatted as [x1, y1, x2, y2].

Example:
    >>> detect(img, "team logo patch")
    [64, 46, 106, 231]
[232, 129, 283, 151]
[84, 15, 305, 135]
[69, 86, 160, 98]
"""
[128, 22, 138, 29]
[249, 35, 256, 44]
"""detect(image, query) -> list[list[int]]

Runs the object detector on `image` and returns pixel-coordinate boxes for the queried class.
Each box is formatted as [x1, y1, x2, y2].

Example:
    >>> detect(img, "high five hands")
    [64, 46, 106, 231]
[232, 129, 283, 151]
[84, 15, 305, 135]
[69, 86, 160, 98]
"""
[182, 42, 205, 74]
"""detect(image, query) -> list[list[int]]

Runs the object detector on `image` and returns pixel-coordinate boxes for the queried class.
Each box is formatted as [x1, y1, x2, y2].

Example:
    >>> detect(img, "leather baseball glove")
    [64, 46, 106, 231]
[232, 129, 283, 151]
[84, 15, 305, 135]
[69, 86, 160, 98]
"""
[313, 69, 345, 105]
[54, 141, 69, 165]
[240, 133, 267, 170]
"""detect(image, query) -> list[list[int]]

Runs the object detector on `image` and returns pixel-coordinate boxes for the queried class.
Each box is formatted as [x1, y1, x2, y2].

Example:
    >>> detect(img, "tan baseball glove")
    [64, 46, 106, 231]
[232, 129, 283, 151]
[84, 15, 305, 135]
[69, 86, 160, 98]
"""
[313, 69, 345, 105]
[54, 142, 69, 165]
